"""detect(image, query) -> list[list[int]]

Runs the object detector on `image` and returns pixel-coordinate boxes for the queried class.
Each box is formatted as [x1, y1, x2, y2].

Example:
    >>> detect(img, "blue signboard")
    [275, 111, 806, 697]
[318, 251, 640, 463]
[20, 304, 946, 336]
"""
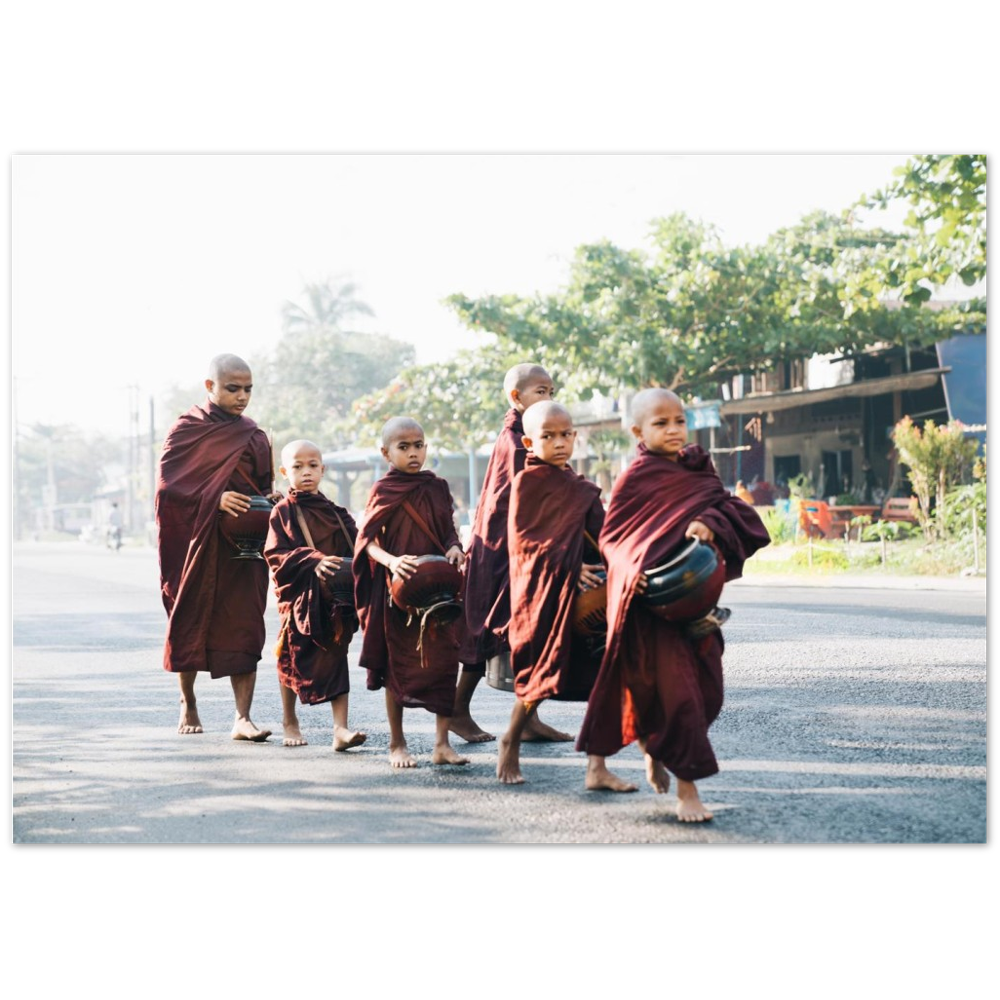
[685, 403, 721, 430]
[936, 334, 986, 446]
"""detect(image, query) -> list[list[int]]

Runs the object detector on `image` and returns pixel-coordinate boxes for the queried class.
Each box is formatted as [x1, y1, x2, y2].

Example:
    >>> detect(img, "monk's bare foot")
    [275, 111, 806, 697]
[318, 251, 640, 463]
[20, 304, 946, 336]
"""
[585, 757, 638, 793]
[389, 742, 417, 768]
[231, 717, 272, 742]
[282, 721, 307, 747]
[676, 779, 713, 822]
[178, 702, 204, 735]
[496, 733, 524, 784]
[432, 744, 470, 766]
[448, 712, 496, 743]
[522, 716, 574, 742]
[645, 754, 671, 794]
[333, 726, 367, 751]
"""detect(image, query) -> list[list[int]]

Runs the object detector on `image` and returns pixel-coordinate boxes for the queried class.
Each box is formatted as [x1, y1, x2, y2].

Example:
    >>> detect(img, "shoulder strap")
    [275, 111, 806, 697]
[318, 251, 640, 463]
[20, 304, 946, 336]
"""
[292, 505, 316, 549]
[401, 498, 448, 555]
[330, 507, 355, 547]
[293, 503, 355, 551]
[234, 462, 263, 494]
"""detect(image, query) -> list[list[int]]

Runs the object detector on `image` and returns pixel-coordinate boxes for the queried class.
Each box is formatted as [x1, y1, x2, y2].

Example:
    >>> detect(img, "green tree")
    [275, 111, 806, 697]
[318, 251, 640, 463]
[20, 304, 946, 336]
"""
[280, 276, 375, 333]
[350, 341, 523, 452]
[892, 417, 979, 541]
[254, 278, 414, 449]
[15, 423, 122, 534]
[852, 154, 987, 307]
[447, 211, 977, 405]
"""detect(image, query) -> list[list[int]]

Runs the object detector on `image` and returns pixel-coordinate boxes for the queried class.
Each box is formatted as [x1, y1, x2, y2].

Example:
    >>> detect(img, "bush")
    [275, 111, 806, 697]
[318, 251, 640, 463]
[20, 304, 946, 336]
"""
[759, 506, 796, 544]
[791, 545, 849, 571]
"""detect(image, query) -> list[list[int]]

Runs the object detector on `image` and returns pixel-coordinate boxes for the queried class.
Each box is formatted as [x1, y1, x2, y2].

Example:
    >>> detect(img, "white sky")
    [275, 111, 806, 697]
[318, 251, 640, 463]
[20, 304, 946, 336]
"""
[12, 153, 913, 436]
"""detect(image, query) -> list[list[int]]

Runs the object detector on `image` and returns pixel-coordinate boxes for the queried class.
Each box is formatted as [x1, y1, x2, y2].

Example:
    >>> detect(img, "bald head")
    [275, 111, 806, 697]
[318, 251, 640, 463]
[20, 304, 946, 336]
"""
[208, 353, 251, 381]
[630, 388, 683, 427]
[630, 388, 688, 456]
[503, 362, 554, 411]
[280, 438, 322, 469]
[206, 354, 254, 416]
[381, 416, 425, 449]
[279, 439, 325, 492]
[522, 400, 572, 440]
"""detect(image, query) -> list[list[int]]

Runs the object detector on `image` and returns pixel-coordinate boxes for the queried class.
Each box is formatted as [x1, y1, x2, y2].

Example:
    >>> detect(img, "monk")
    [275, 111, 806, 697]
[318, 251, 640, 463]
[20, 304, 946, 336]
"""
[454, 362, 573, 744]
[499, 401, 638, 792]
[576, 388, 770, 821]
[264, 439, 366, 750]
[155, 353, 277, 740]
[353, 417, 469, 769]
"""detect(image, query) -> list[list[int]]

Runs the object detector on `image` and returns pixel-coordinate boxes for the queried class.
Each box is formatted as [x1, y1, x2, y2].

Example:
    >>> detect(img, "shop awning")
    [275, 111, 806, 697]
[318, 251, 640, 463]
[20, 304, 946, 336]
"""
[720, 368, 949, 416]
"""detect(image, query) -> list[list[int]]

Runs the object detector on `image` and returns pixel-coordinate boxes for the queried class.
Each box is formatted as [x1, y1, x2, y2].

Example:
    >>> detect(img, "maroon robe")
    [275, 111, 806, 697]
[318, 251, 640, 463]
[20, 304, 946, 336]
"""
[576, 444, 770, 781]
[353, 469, 463, 715]
[459, 408, 526, 666]
[507, 457, 605, 704]
[155, 399, 272, 677]
[264, 490, 358, 705]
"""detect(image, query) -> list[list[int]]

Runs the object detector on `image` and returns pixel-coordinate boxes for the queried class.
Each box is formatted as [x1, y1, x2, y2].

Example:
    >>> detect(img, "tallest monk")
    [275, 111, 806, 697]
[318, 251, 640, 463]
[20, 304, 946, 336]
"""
[155, 353, 275, 740]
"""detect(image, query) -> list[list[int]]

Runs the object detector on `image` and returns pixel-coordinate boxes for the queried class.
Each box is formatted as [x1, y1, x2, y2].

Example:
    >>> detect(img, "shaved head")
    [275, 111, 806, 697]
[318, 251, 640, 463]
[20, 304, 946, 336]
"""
[631, 387, 683, 426]
[280, 439, 322, 468]
[208, 353, 251, 381]
[381, 416, 424, 449]
[522, 400, 572, 439]
[503, 363, 551, 403]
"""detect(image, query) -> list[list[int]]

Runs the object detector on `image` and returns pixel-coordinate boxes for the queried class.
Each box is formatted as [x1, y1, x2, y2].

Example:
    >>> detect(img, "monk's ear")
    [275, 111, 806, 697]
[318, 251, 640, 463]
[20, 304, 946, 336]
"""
[204, 378, 215, 394]
[630, 424, 642, 440]
[278, 465, 288, 479]
[521, 435, 534, 452]
[380, 446, 390, 462]
[510, 387, 521, 406]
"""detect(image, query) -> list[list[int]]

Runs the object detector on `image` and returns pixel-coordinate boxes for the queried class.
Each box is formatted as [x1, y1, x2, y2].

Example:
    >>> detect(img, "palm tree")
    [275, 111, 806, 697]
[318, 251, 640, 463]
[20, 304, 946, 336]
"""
[280, 277, 375, 335]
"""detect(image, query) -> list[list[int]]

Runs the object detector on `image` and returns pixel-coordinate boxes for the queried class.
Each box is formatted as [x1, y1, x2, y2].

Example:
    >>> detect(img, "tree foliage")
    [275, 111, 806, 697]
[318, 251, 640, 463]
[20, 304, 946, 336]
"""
[892, 417, 979, 541]
[446, 211, 977, 405]
[15, 423, 123, 535]
[155, 279, 413, 453]
[852, 154, 987, 308]
[350, 340, 524, 452]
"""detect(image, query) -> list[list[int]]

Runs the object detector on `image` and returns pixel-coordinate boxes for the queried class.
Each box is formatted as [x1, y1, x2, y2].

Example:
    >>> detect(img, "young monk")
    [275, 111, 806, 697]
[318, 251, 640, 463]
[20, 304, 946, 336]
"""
[155, 353, 277, 740]
[499, 401, 638, 792]
[353, 417, 469, 769]
[455, 362, 573, 744]
[264, 440, 366, 751]
[576, 388, 770, 821]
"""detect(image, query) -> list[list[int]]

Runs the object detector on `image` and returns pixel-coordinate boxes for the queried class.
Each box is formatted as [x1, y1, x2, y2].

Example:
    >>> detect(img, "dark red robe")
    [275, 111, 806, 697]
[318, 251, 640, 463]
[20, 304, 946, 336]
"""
[507, 457, 605, 704]
[576, 444, 770, 780]
[264, 490, 358, 705]
[155, 399, 272, 677]
[459, 408, 525, 666]
[353, 469, 463, 715]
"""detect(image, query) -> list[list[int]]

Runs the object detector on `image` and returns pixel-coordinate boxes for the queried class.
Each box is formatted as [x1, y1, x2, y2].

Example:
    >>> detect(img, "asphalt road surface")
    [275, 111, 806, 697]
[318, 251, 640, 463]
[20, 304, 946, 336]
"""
[12, 541, 986, 844]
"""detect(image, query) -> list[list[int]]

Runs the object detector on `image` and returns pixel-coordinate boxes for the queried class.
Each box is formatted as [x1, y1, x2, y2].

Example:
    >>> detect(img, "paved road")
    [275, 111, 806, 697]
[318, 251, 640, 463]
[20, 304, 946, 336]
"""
[12, 542, 986, 843]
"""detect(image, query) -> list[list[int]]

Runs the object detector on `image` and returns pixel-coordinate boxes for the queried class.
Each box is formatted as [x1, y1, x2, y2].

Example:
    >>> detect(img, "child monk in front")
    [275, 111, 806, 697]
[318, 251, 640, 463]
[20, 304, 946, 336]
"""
[576, 388, 770, 821]
[499, 401, 637, 792]
[264, 440, 366, 750]
[455, 362, 573, 744]
[353, 417, 469, 768]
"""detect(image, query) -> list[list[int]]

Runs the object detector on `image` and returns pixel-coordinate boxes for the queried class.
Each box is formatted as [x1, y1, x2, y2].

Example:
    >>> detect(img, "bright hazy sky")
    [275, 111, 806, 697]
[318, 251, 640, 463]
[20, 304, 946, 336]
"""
[13, 153, 912, 436]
